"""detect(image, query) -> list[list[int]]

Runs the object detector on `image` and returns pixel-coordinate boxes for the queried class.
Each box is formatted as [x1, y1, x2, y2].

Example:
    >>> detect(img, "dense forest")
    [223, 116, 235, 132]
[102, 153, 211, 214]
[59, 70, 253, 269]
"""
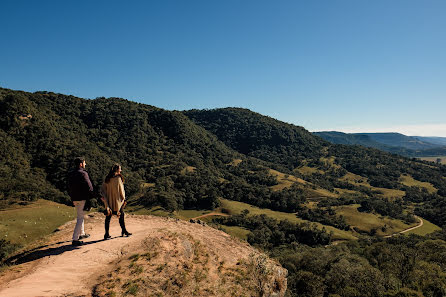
[2, 88, 446, 296]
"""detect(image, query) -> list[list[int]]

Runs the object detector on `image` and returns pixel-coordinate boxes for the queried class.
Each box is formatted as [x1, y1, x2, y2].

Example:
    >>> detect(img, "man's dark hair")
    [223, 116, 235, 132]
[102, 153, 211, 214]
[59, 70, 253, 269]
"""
[73, 157, 85, 168]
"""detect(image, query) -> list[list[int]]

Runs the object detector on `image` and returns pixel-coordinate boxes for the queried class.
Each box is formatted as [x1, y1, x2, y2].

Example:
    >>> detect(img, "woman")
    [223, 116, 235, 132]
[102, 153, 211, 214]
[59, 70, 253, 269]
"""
[101, 164, 132, 239]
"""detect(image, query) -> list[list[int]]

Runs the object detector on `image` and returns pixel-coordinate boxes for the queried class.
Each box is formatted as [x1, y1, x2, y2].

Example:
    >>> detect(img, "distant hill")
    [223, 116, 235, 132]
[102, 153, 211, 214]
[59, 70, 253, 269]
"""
[416, 136, 446, 146]
[355, 132, 441, 150]
[3, 88, 446, 297]
[313, 131, 388, 149]
[314, 131, 446, 157]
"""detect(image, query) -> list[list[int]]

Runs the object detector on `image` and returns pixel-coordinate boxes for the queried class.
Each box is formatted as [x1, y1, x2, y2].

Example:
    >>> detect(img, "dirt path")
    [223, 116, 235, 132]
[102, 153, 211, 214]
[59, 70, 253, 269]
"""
[192, 212, 229, 220]
[0, 213, 264, 297]
[384, 216, 424, 238]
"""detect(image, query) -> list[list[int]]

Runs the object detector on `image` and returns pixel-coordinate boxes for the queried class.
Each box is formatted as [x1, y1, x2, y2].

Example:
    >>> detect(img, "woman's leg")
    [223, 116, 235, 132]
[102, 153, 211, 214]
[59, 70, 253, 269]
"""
[119, 210, 126, 232]
[105, 214, 112, 235]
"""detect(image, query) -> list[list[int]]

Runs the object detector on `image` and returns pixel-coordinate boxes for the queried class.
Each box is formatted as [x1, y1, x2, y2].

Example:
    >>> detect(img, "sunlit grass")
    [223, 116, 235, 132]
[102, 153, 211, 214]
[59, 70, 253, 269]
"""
[218, 225, 251, 240]
[404, 217, 441, 236]
[220, 199, 357, 241]
[0, 200, 75, 246]
[419, 156, 446, 164]
[399, 174, 437, 194]
[295, 166, 324, 175]
[335, 204, 416, 236]
[268, 169, 307, 191]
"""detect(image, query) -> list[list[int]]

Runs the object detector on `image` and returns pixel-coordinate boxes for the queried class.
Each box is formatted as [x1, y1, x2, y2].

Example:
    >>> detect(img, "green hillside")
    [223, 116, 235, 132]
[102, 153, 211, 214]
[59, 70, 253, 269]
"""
[184, 108, 446, 227]
[3, 88, 446, 297]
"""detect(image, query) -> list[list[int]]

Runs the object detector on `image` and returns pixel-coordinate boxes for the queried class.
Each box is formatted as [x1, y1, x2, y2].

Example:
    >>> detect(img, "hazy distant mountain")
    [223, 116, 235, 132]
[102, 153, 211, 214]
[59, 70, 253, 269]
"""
[312, 131, 388, 149]
[415, 136, 446, 146]
[314, 131, 446, 157]
[355, 133, 442, 150]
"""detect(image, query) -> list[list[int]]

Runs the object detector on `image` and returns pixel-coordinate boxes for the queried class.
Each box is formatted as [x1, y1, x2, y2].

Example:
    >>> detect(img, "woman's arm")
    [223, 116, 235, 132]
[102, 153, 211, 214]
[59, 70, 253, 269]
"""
[100, 183, 111, 215]
[118, 178, 126, 201]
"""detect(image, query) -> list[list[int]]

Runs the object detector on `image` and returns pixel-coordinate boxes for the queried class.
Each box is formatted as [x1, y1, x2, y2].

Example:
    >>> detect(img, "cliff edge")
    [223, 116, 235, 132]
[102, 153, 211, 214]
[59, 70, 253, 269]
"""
[0, 213, 287, 297]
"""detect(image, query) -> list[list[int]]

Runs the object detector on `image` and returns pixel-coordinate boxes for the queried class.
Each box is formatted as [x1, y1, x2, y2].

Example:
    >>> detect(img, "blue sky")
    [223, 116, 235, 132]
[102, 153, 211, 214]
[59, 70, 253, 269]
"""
[1, 1, 445, 136]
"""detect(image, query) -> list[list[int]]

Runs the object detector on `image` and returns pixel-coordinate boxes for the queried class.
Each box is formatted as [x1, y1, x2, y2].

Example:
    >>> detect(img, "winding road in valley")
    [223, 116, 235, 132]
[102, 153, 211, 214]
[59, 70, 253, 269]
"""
[384, 216, 423, 238]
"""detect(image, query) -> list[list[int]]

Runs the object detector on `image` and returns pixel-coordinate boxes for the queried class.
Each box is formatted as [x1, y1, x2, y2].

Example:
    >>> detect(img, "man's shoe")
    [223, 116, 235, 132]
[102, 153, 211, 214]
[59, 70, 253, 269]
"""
[104, 234, 111, 240]
[72, 240, 84, 246]
[79, 234, 90, 239]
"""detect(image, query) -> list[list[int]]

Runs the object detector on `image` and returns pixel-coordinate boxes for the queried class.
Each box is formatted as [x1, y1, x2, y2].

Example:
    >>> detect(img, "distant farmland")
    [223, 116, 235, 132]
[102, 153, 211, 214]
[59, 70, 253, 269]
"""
[419, 156, 446, 164]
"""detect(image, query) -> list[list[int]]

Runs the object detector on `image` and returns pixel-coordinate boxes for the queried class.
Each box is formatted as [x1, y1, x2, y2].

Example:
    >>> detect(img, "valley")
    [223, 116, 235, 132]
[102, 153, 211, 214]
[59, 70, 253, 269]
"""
[1, 87, 446, 297]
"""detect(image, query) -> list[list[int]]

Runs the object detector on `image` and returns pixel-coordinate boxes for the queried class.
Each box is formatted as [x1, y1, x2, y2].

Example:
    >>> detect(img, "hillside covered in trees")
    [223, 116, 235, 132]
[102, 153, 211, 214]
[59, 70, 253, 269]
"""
[2, 87, 446, 296]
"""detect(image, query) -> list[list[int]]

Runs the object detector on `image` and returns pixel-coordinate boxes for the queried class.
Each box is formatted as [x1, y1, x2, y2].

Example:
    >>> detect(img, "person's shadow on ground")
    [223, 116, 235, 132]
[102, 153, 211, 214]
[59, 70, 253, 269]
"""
[6, 237, 119, 266]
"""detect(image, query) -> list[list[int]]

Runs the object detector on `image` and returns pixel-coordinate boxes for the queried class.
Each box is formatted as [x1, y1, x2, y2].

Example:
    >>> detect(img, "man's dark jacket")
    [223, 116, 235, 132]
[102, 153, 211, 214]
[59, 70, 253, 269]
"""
[67, 168, 94, 201]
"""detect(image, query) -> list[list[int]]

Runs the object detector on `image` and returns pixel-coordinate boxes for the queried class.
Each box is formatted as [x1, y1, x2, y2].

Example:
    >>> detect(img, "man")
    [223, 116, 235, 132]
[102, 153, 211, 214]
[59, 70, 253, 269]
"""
[67, 157, 93, 246]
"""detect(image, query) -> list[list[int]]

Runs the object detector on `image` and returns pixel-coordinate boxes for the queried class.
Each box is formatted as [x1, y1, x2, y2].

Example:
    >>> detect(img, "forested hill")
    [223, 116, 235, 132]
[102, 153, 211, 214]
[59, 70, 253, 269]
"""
[2, 88, 446, 228]
[4, 88, 446, 297]
[184, 108, 328, 170]
[0, 87, 247, 210]
[184, 108, 446, 226]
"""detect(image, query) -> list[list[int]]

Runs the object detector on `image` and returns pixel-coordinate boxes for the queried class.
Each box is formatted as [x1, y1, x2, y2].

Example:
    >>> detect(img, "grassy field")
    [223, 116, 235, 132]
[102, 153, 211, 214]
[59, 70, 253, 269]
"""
[227, 159, 243, 166]
[399, 174, 437, 194]
[295, 166, 324, 175]
[340, 172, 406, 200]
[268, 169, 306, 191]
[335, 204, 416, 236]
[218, 225, 251, 240]
[339, 172, 369, 186]
[419, 156, 446, 164]
[0, 200, 75, 246]
[220, 199, 357, 241]
[128, 205, 212, 220]
[372, 187, 406, 200]
[404, 217, 441, 236]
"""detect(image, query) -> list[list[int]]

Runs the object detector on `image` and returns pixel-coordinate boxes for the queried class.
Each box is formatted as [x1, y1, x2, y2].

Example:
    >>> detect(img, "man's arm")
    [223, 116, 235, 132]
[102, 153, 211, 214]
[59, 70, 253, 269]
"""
[81, 171, 94, 198]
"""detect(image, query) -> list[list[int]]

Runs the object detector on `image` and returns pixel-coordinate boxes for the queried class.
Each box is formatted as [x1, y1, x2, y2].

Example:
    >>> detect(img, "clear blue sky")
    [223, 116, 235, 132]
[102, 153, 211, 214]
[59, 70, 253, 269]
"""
[1, 0, 445, 135]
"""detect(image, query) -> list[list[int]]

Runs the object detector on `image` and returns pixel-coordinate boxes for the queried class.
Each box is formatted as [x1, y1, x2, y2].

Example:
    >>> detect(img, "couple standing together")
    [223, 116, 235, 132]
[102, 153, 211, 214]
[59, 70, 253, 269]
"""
[67, 157, 132, 246]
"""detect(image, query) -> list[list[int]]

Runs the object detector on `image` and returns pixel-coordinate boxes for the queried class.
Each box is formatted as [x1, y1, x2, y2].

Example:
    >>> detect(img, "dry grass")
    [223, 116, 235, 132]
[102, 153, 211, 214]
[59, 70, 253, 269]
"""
[219, 226, 251, 240]
[404, 217, 441, 236]
[180, 166, 196, 175]
[227, 159, 243, 166]
[372, 187, 406, 200]
[399, 174, 437, 194]
[220, 199, 357, 241]
[92, 229, 286, 297]
[320, 156, 341, 169]
[335, 204, 416, 236]
[339, 172, 370, 186]
[295, 166, 324, 175]
[141, 183, 155, 189]
[268, 169, 306, 191]
[340, 172, 405, 199]
[419, 156, 446, 164]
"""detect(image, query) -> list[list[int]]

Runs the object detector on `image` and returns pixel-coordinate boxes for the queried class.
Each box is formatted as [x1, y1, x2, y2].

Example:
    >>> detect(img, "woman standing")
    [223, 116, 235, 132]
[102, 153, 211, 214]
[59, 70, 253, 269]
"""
[101, 164, 132, 239]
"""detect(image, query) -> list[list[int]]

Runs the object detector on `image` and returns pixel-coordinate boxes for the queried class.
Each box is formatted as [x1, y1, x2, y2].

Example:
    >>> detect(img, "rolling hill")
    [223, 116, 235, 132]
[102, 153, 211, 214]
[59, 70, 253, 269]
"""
[2, 87, 446, 297]
[314, 131, 446, 157]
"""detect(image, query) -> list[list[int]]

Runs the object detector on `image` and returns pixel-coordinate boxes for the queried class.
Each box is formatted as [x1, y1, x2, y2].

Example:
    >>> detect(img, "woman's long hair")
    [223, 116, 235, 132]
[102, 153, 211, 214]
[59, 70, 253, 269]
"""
[105, 164, 124, 183]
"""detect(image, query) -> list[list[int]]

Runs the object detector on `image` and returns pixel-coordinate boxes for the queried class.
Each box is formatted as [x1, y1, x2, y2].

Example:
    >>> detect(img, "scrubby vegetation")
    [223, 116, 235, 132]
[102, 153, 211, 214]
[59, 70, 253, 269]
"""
[2, 88, 446, 296]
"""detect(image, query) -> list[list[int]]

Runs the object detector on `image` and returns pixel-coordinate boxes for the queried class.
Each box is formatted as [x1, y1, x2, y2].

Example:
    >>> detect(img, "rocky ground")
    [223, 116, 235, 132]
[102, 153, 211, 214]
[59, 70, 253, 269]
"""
[0, 213, 286, 297]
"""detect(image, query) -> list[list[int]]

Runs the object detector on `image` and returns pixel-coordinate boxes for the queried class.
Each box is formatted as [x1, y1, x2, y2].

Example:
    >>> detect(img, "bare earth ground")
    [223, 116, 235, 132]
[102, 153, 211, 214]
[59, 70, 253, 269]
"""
[0, 213, 286, 297]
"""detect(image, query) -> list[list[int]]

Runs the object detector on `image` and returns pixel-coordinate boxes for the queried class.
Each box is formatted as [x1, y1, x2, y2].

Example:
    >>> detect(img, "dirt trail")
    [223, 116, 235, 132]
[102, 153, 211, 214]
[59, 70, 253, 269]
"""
[0, 213, 277, 297]
[384, 216, 424, 238]
[191, 212, 229, 220]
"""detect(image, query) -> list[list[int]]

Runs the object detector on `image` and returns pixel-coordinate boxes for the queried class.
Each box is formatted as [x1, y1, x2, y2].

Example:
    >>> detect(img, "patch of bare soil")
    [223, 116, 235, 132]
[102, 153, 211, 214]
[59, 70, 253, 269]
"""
[0, 213, 286, 297]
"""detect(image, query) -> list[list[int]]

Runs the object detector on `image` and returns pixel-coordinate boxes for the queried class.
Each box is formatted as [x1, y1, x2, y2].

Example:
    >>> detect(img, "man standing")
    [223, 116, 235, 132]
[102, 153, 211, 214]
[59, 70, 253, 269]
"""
[67, 157, 93, 246]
